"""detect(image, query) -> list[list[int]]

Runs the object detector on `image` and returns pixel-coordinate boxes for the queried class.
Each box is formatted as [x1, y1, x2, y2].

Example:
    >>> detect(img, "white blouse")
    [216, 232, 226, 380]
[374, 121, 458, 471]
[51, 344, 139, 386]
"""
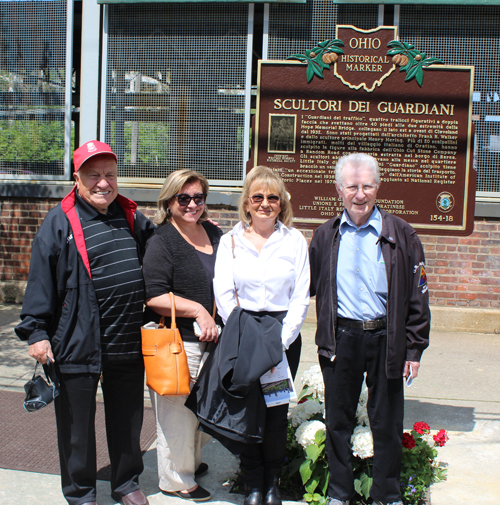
[214, 221, 310, 349]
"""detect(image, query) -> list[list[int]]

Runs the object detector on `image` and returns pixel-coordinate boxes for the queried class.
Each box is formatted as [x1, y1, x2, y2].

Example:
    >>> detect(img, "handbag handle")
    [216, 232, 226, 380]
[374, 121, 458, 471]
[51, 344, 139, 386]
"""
[158, 292, 177, 330]
[158, 293, 215, 329]
[170, 292, 177, 328]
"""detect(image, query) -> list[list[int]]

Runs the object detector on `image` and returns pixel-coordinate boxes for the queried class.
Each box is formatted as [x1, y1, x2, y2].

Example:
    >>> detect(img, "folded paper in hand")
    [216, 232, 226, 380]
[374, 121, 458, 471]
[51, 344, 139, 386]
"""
[259, 352, 296, 408]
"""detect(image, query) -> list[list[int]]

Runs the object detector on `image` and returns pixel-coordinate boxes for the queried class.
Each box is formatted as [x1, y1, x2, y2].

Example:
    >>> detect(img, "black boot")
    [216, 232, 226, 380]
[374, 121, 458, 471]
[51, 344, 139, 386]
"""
[264, 477, 281, 505]
[244, 486, 263, 505]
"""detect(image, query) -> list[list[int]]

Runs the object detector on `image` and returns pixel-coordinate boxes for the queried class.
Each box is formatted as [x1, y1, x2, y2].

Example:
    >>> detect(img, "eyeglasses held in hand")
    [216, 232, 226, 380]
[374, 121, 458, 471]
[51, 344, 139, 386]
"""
[249, 194, 280, 204]
[175, 193, 207, 206]
[340, 184, 378, 195]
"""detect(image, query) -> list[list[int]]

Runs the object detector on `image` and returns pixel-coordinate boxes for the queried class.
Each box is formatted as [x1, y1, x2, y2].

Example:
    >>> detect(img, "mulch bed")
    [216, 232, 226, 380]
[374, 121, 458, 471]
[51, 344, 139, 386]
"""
[0, 390, 156, 480]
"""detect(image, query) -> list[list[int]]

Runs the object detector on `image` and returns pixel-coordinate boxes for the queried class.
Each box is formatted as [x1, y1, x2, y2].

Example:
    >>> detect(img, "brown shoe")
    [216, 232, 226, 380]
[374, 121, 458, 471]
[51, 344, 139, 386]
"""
[117, 490, 149, 505]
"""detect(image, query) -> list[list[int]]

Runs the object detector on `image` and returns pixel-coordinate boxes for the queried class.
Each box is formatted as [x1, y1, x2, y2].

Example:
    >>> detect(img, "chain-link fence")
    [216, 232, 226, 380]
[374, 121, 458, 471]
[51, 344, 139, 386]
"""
[104, 3, 250, 183]
[0, 0, 73, 179]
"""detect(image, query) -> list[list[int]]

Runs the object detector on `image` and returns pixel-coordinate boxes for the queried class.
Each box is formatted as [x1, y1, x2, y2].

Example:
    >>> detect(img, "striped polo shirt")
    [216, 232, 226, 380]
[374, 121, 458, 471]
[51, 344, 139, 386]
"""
[76, 193, 145, 363]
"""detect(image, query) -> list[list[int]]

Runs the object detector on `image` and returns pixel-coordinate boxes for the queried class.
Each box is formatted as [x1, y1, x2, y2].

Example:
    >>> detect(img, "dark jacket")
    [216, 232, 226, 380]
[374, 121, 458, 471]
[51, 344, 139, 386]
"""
[15, 187, 155, 373]
[185, 306, 283, 454]
[309, 207, 430, 379]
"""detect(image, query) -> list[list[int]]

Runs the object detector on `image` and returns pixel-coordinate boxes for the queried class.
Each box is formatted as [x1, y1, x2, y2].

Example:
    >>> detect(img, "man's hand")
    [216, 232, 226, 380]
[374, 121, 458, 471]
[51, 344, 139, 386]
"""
[29, 340, 54, 364]
[404, 360, 420, 379]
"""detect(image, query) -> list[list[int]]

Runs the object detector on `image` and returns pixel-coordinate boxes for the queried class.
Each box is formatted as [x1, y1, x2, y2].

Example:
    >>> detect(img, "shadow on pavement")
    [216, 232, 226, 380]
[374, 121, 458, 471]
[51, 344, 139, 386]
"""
[404, 398, 476, 432]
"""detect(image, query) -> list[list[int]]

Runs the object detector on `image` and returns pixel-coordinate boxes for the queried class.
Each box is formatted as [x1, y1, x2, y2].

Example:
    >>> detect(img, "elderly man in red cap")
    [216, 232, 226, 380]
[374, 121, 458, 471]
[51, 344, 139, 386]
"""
[16, 141, 155, 505]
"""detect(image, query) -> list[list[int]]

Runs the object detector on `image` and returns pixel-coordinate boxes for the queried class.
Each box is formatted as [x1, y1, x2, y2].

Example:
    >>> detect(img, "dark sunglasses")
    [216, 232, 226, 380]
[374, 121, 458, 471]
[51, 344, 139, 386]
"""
[175, 193, 207, 206]
[249, 194, 280, 204]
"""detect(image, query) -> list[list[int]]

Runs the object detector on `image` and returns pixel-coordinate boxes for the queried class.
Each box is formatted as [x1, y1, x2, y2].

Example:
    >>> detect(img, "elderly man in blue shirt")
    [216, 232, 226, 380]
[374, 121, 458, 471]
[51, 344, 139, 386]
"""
[309, 153, 430, 505]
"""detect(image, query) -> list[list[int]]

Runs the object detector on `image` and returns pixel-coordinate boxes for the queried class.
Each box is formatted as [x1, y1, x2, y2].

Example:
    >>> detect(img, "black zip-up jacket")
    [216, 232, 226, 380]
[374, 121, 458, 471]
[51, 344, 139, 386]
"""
[185, 306, 283, 454]
[15, 187, 155, 374]
[309, 207, 430, 379]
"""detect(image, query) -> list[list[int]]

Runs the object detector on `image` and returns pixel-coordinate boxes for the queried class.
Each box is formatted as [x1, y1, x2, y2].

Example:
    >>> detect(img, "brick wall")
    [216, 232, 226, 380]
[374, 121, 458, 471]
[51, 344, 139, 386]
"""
[419, 219, 500, 309]
[1, 197, 499, 308]
[0, 199, 54, 284]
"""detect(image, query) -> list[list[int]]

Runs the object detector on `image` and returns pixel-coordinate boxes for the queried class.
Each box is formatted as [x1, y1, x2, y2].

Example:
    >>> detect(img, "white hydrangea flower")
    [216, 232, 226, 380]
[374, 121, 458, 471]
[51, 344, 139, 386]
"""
[290, 399, 325, 427]
[295, 420, 326, 450]
[356, 380, 369, 427]
[358, 377, 368, 406]
[351, 425, 374, 459]
[355, 402, 369, 427]
[299, 365, 325, 403]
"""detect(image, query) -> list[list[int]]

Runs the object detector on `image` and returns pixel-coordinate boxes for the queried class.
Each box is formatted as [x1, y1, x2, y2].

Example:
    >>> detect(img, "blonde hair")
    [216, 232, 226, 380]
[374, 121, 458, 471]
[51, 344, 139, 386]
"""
[154, 170, 209, 226]
[238, 166, 293, 228]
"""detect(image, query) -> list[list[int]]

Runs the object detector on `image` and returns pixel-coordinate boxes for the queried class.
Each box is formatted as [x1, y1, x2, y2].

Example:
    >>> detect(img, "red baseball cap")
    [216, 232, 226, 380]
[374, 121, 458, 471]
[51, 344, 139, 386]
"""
[73, 140, 117, 172]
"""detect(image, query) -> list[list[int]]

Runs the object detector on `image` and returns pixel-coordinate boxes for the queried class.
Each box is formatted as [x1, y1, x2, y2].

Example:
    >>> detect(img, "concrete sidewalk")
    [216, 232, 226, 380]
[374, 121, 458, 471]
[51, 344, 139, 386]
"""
[1, 303, 499, 505]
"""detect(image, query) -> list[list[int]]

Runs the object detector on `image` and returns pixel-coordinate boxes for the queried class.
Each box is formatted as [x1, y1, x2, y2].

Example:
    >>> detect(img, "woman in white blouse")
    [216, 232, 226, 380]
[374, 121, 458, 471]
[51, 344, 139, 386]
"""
[214, 166, 310, 505]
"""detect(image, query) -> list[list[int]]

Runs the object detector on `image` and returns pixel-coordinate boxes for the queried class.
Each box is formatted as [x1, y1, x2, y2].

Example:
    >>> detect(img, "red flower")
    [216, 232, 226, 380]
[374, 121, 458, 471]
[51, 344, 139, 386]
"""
[413, 421, 431, 434]
[433, 429, 449, 447]
[402, 433, 416, 449]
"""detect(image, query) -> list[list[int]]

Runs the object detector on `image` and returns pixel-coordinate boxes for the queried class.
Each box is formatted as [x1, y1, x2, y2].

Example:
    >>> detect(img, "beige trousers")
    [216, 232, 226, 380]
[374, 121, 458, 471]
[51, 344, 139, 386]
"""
[150, 341, 211, 492]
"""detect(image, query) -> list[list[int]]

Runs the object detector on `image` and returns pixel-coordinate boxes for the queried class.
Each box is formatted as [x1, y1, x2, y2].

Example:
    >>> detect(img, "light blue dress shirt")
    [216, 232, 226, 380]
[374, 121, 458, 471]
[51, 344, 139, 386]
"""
[336, 207, 388, 321]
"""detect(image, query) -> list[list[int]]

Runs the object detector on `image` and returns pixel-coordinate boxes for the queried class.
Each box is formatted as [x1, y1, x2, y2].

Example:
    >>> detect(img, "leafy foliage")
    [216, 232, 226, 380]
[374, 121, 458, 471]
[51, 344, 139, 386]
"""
[0, 119, 68, 162]
[352, 458, 373, 501]
[299, 428, 329, 505]
[285, 368, 448, 505]
[399, 425, 447, 505]
[110, 121, 170, 165]
[287, 39, 345, 83]
[387, 40, 443, 87]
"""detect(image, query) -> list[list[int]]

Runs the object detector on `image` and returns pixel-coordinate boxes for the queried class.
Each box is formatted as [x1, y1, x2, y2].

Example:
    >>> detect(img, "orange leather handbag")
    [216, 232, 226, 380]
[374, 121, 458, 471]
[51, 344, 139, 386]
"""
[141, 292, 191, 396]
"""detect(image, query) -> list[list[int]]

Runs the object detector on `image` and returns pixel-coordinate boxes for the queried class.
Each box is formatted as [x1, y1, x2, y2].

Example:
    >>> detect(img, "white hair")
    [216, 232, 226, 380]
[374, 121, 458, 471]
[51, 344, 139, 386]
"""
[335, 153, 380, 186]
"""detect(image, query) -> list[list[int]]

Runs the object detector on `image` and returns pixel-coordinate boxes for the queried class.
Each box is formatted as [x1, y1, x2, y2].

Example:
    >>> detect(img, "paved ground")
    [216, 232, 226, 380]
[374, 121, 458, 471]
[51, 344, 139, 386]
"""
[1, 303, 499, 504]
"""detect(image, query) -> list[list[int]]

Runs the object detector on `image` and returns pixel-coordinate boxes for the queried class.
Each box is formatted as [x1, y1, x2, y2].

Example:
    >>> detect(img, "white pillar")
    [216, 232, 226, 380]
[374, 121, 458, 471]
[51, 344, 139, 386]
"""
[79, 0, 102, 143]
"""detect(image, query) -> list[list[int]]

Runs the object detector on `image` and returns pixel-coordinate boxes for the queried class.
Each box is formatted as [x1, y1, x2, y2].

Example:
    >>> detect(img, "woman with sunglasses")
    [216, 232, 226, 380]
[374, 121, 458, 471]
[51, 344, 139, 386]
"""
[142, 169, 222, 502]
[214, 166, 310, 505]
